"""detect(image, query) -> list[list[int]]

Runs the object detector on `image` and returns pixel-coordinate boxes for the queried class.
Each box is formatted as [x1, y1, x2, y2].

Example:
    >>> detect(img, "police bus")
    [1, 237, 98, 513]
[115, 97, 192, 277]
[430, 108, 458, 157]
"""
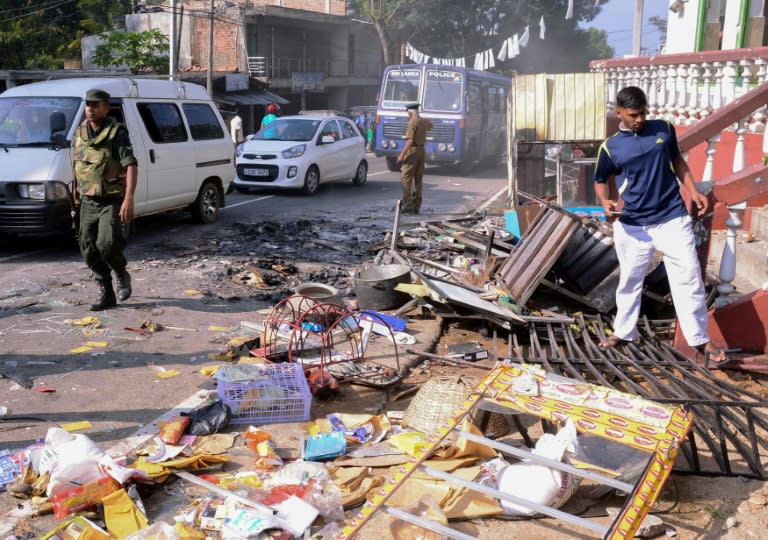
[374, 64, 511, 172]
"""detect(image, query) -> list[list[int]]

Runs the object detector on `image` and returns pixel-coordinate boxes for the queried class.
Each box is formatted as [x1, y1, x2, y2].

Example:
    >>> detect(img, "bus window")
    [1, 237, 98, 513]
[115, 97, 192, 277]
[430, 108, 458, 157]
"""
[381, 68, 421, 109]
[423, 69, 463, 112]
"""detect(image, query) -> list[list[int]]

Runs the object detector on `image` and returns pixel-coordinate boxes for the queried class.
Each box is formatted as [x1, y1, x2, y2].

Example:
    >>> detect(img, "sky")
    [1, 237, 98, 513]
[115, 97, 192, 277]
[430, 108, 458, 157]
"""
[582, 0, 669, 58]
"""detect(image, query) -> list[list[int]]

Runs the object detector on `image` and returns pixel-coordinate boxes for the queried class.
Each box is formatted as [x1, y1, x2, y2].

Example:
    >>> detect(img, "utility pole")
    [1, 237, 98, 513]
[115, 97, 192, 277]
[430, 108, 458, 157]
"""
[632, 0, 643, 57]
[169, 0, 177, 80]
[207, 0, 214, 96]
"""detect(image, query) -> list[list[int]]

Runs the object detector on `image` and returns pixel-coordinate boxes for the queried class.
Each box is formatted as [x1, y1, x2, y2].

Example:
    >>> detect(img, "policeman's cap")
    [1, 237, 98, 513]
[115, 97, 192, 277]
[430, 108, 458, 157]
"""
[85, 89, 111, 103]
[405, 102, 420, 111]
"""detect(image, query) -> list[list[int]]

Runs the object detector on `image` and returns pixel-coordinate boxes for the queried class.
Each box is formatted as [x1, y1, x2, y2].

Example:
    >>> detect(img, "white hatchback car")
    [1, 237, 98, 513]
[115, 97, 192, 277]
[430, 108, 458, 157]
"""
[233, 114, 368, 195]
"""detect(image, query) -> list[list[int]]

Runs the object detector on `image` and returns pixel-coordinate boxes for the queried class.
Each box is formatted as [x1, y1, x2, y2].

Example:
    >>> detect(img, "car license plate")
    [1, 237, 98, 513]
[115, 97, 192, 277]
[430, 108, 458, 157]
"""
[244, 167, 269, 176]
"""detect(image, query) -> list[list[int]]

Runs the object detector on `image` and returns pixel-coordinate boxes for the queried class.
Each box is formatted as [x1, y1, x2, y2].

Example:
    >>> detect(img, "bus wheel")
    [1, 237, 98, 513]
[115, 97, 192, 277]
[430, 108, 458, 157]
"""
[386, 156, 401, 172]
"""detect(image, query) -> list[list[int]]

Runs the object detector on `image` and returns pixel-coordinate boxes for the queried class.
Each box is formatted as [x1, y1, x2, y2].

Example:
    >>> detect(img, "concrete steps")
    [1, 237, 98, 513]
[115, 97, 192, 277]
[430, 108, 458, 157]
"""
[707, 205, 768, 291]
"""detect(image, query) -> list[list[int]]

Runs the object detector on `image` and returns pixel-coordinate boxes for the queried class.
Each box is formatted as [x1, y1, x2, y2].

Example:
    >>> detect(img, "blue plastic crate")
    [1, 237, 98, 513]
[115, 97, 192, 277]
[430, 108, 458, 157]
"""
[217, 363, 311, 425]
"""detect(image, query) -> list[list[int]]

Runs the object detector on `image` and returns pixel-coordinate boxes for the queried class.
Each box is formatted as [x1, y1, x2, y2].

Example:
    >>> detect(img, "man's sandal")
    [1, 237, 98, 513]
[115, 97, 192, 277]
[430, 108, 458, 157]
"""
[598, 335, 629, 350]
[699, 345, 729, 368]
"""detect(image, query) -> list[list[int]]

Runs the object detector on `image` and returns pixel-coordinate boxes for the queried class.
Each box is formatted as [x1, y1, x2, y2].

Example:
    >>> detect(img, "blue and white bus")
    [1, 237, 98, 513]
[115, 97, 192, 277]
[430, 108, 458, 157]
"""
[374, 64, 511, 172]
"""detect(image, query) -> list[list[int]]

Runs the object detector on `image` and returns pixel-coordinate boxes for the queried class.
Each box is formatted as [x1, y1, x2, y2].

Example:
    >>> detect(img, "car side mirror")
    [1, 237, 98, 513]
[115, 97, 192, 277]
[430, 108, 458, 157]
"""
[52, 133, 69, 148]
[321, 135, 335, 144]
[50, 112, 67, 134]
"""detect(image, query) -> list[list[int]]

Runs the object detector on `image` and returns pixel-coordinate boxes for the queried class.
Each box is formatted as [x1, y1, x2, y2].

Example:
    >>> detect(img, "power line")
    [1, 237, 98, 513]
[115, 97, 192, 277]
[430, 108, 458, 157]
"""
[0, 0, 79, 25]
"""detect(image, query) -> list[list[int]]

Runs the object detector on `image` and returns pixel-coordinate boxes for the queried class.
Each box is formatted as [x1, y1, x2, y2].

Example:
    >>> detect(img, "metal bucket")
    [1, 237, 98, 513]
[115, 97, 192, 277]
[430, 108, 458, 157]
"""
[354, 264, 411, 310]
[295, 282, 341, 305]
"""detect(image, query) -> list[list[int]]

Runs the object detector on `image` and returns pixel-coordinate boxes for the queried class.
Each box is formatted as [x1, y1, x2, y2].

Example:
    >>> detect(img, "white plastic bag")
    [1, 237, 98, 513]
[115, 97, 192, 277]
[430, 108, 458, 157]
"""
[42, 427, 106, 497]
[495, 419, 582, 516]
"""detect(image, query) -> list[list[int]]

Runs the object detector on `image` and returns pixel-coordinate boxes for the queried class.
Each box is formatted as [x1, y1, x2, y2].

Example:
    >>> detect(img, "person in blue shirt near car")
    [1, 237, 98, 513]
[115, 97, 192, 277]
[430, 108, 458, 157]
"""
[261, 103, 279, 129]
[593, 86, 727, 364]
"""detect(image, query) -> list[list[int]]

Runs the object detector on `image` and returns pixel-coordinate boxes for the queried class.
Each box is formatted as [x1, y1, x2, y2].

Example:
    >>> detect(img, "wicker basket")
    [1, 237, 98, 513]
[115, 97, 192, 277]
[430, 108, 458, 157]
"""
[402, 374, 508, 439]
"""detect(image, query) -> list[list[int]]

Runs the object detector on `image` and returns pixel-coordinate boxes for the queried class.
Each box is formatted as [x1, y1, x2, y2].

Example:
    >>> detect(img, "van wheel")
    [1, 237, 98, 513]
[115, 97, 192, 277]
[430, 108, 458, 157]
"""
[192, 180, 220, 224]
[303, 166, 320, 195]
[386, 156, 401, 172]
[352, 161, 368, 186]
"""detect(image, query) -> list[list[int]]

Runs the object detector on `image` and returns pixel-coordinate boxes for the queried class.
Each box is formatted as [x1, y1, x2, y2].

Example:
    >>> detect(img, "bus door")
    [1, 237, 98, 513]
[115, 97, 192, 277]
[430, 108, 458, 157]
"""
[479, 83, 490, 160]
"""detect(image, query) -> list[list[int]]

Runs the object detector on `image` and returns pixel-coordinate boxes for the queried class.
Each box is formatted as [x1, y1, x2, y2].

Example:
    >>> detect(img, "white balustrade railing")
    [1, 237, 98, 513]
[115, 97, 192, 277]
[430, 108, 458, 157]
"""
[591, 47, 768, 304]
[591, 48, 768, 132]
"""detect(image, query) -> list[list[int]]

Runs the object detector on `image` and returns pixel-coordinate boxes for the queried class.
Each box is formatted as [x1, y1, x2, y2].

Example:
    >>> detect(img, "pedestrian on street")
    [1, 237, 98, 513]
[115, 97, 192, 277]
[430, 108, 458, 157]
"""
[261, 103, 279, 129]
[73, 89, 137, 311]
[396, 102, 432, 214]
[230, 109, 243, 145]
[593, 86, 726, 363]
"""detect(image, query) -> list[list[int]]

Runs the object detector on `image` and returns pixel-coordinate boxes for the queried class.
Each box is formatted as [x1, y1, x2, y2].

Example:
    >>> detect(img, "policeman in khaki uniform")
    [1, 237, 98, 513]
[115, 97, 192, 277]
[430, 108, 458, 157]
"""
[396, 102, 432, 214]
[74, 89, 138, 310]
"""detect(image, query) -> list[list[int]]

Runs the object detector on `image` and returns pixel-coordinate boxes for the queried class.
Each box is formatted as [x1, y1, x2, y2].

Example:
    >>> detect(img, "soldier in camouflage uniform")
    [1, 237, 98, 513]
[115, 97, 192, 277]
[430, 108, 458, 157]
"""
[396, 102, 433, 214]
[73, 89, 138, 310]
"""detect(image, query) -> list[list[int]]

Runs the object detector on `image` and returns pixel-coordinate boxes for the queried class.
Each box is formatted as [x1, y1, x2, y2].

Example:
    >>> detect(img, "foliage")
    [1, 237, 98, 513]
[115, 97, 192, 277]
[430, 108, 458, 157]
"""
[347, 0, 615, 73]
[92, 29, 169, 74]
[648, 15, 667, 52]
[0, 0, 131, 69]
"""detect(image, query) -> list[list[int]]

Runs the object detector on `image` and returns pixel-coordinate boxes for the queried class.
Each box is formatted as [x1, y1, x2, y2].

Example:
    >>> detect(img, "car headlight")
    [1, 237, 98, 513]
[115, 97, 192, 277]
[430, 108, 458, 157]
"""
[438, 143, 447, 152]
[447, 143, 456, 152]
[18, 183, 46, 200]
[389, 140, 398, 149]
[235, 143, 245, 157]
[282, 144, 306, 159]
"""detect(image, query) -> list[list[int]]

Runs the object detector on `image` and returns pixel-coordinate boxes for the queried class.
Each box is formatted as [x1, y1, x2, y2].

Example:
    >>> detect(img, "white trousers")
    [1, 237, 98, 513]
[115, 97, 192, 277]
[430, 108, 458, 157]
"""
[612, 214, 709, 347]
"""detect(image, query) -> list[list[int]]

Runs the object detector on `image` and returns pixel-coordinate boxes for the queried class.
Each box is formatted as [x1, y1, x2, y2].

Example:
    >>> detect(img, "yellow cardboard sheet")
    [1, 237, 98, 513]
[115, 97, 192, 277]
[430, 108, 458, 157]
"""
[102, 488, 149, 538]
[385, 465, 502, 519]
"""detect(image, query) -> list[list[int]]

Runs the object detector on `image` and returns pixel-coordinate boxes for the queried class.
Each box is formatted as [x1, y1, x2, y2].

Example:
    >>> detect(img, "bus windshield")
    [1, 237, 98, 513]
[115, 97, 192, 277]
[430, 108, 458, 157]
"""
[423, 70, 463, 112]
[381, 68, 421, 109]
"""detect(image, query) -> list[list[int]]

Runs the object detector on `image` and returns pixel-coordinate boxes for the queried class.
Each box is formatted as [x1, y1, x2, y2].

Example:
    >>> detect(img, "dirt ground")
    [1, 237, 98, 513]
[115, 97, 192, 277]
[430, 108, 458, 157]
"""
[1, 212, 768, 539]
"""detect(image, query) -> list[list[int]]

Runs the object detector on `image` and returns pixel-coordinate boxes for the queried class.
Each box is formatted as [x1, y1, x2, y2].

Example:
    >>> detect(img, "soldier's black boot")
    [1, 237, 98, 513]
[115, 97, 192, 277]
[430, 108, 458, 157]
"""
[90, 281, 117, 311]
[116, 270, 132, 301]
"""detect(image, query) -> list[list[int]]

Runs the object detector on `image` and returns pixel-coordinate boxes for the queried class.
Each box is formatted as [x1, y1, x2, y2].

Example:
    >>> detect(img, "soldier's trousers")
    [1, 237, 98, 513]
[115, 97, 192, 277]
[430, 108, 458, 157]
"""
[400, 147, 425, 212]
[79, 197, 127, 283]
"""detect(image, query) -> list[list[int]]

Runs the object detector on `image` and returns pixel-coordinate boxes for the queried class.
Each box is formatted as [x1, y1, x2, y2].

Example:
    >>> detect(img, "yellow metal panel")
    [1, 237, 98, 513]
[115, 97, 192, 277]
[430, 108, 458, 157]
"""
[513, 72, 605, 142]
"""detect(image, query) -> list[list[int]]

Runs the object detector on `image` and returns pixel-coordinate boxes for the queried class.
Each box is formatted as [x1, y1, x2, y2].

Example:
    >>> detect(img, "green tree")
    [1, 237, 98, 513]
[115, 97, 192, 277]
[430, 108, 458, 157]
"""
[92, 29, 169, 74]
[347, 0, 613, 73]
[648, 15, 667, 53]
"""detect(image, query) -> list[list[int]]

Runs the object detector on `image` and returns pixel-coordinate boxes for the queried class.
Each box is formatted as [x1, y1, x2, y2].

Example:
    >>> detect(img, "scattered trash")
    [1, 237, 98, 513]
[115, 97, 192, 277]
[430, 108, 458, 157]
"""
[60, 421, 94, 432]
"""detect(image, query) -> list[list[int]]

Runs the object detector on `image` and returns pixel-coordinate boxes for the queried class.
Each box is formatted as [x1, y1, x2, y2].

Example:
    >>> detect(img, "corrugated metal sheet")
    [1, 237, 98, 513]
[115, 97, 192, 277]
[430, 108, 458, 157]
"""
[512, 72, 605, 142]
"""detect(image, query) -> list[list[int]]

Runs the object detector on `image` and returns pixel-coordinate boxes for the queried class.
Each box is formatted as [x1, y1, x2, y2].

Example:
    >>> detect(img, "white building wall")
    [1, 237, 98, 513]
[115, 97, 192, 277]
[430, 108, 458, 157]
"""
[665, 0, 706, 53]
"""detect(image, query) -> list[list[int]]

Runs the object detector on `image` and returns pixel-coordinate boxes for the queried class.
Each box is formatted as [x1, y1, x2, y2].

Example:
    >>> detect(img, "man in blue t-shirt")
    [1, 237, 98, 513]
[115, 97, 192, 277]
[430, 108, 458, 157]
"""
[593, 86, 726, 363]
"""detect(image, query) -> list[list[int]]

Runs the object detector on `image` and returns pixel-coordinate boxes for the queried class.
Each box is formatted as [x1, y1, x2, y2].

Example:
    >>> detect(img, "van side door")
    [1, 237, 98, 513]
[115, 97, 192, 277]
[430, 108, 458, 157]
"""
[108, 100, 149, 216]
[181, 102, 233, 194]
[132, 101, 195, 213]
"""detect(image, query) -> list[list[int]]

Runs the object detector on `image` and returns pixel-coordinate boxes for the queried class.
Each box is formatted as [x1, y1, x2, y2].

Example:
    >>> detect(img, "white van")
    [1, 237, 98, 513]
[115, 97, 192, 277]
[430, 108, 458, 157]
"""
[0, 77, 235, 234]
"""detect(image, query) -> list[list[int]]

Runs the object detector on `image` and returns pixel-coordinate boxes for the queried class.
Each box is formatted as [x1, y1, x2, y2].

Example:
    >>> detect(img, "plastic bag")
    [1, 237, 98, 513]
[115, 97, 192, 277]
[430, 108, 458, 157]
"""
[123, 521, 179, 540]
[389, 494, 447, 540]
[495, 419, 582, 516]
[42, 428, 105, 498]
[181, 399, 231, 436]
[243, 427, 283, 470]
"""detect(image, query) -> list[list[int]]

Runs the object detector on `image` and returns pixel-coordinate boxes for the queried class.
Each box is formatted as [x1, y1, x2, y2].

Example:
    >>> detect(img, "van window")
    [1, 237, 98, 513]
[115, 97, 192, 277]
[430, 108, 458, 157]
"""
[182, 103, 225, 140]
[137, 103, 188, 143]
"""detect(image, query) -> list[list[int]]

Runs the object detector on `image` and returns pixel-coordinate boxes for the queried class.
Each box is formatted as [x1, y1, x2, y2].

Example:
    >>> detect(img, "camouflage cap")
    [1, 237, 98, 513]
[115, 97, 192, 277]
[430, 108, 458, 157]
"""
[85, 88, 110, 102]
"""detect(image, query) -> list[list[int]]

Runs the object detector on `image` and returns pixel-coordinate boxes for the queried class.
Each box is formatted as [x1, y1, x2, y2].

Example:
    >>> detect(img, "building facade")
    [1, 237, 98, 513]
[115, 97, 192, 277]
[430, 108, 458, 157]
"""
[665, 0, 767, 53]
